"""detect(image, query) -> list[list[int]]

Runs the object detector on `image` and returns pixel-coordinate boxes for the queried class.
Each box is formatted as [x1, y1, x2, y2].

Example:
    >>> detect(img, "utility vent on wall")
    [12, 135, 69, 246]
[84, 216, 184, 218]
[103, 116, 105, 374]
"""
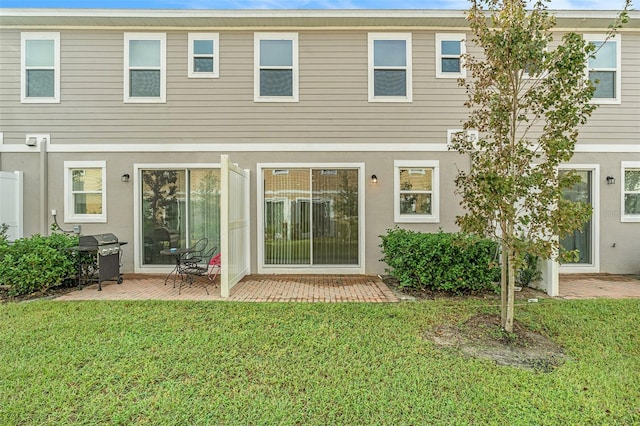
[25, 134, 49, 147]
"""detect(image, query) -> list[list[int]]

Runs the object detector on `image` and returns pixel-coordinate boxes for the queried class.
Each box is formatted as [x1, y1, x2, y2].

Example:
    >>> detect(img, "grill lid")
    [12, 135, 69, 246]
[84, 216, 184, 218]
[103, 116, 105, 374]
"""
[79, 233, 119, 247]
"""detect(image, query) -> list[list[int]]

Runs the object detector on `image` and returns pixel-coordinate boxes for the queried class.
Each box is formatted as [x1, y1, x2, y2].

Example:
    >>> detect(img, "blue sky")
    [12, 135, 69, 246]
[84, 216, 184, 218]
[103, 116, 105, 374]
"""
[0, 0, 627, 10]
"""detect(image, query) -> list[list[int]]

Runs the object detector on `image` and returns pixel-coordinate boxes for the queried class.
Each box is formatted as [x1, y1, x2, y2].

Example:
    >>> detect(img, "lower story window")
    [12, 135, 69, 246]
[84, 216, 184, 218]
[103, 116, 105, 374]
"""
[622, 161, 640, 222]
[64, 161, 106, 223]
[394, 160, 439, 223]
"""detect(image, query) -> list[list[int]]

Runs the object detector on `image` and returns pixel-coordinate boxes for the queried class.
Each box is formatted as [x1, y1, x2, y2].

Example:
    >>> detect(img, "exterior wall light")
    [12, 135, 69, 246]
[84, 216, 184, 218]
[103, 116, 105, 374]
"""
[371, 174, 378, 184]
[606, 176, 615, 185]
[121, 173, 130, 183]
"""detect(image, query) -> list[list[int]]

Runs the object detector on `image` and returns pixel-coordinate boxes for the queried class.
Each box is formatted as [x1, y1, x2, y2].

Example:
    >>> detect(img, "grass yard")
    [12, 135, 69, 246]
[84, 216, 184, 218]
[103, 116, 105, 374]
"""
[0, 299, 638, 425]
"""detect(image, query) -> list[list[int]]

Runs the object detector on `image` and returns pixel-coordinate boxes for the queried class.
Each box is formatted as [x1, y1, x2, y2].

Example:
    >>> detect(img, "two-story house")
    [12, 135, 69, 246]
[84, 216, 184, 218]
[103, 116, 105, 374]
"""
[0, 9, 638, 294]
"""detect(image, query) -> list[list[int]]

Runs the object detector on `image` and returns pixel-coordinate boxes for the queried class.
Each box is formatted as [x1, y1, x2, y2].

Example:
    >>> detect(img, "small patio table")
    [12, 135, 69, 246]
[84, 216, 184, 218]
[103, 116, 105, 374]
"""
[160, 247, 194, 287]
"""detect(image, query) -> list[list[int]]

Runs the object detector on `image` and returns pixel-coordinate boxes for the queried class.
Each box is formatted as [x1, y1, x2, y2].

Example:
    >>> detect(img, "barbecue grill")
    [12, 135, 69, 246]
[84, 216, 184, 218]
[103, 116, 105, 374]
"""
[68, 233, 127, 291]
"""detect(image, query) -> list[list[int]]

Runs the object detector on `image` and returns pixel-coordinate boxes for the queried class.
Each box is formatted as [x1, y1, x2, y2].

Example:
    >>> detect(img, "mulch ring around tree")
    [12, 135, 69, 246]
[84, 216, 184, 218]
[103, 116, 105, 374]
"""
[424, 313, 567, 372]
[380, 276, 565, 372]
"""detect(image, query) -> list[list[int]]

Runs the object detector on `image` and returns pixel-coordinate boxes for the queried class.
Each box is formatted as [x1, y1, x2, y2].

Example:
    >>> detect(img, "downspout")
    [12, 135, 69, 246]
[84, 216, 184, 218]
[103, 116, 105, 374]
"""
[40, 137, 48, 235]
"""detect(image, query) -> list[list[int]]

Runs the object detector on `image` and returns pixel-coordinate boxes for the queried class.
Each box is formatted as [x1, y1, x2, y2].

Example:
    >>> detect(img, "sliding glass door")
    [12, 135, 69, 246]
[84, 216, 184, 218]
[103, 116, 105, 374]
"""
[141, 168, 220, 265]
[263, 167, 360, 267]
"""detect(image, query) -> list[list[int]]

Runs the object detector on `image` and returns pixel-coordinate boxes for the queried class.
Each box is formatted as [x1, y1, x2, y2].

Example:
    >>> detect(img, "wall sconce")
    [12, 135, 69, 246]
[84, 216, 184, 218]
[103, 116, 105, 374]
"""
[371, 174, 378, 184]
[121, 173, 130, 183]
[606, 176, 615, 185]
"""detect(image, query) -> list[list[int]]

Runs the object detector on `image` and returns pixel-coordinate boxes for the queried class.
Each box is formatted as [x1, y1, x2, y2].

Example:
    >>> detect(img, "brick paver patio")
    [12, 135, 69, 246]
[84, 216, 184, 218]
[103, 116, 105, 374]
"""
[559, 274, 640, 299]
[53, 273, 640, 302]
[55, 274, 399, 302]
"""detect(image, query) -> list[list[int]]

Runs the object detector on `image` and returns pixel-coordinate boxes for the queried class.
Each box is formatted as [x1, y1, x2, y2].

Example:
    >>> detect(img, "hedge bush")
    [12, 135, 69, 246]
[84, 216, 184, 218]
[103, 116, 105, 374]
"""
[0, 231, 78, 296]
[380, 228, 500, 294]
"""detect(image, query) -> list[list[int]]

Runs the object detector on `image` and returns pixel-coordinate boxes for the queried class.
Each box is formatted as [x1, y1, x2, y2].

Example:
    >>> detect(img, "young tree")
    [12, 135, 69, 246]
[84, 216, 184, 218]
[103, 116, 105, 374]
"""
[451, 0, 630, 332]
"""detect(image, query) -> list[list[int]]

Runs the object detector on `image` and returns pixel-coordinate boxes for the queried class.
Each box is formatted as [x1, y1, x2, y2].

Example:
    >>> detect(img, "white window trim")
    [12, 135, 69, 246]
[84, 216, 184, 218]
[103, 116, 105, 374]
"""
[394, 160, 440, 223]
[368, 33, 413, 103]
[254, 32, 299, 103]
[64, 161, 107, 223]
[584, 33, 621, 105]
[621, 161, 640, 222]
[188, 33, 219, 78]
[256, 163, 365, 274]
[435, 33, 466, 79]
[124, 33, 166, 103]
[21, 32, 60, 104]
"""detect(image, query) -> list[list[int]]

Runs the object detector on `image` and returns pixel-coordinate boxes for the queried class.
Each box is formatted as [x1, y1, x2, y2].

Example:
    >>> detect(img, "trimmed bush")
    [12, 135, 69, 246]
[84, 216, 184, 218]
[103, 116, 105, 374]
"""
[0, 232, 78, 296]
[380, 228, 500, 294]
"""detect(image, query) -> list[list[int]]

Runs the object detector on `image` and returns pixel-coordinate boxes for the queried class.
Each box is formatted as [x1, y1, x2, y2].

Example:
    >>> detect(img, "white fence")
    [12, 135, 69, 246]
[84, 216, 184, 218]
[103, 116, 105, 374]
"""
[220, 155, 250, 297]
[0, 171, 23, 241]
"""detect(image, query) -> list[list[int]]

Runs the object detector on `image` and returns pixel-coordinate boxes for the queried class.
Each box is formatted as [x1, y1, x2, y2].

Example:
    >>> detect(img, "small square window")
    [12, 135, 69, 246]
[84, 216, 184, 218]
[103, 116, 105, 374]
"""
[64, 161, 107, 223]
[21, 32, 60, 103]
[585, 34, 621, 104]
[368, 33, 412, 102]
[254, 33, 298, 102]
[394, 160, 439, 223]
[188, 33, 219, 78]
[124, 33, 166, 103]
[436, 33, 466, 79]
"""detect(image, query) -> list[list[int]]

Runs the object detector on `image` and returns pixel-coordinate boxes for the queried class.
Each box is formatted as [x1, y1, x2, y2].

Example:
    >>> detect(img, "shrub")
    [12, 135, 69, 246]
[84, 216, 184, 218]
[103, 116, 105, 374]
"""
[380, 228, 500, 294]
[516, 252, 542, 287]
[0, 232, 78, 296]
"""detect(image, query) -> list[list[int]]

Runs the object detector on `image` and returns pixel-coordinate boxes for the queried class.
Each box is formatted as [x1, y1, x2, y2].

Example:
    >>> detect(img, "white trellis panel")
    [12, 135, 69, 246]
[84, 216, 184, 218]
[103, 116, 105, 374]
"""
[0, 171, 24, 241]
[220, 155, 250, 297]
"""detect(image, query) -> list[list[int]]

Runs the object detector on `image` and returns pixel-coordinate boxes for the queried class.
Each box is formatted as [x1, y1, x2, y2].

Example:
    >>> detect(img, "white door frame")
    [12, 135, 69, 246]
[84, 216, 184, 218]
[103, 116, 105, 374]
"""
[256, 163, 365, 274]
[559, 164, 600, 273]
[133, 163, 220, 273]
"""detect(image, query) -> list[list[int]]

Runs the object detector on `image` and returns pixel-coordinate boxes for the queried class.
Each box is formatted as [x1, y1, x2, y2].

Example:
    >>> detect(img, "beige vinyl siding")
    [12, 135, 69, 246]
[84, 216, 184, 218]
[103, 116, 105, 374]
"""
[0, 29, 638, 146]
[1, 29, 466, 145]
[578, 32, 640, 143]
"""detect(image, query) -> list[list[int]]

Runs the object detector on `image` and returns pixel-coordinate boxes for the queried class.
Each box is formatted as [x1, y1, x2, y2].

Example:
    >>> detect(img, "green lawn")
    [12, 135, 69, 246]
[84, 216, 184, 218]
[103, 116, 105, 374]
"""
[0, 299, 638, 425]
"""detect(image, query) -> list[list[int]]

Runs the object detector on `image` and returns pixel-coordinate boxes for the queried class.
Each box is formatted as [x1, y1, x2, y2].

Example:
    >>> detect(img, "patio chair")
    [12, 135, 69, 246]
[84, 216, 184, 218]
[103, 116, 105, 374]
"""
[179, 238, 208, 269]
[179, 246, 219, 295]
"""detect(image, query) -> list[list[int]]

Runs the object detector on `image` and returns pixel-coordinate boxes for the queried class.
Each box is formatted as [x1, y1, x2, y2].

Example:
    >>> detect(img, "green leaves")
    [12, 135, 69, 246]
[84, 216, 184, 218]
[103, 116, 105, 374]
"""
[380, 228, 500, 294]
[456, 0, 630, 330]
[0, 232, 78, 296]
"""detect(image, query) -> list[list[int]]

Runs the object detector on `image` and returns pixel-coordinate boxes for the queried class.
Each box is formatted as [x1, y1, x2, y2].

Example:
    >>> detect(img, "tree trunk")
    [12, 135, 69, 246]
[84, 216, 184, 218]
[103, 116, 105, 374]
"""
[505, 251, 516, 333]
[500, 242, 508, 328]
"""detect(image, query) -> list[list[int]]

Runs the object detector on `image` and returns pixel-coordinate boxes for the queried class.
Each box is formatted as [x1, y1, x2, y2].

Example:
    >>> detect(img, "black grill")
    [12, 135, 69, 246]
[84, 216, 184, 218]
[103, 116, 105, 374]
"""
[69, 233, 127, 291]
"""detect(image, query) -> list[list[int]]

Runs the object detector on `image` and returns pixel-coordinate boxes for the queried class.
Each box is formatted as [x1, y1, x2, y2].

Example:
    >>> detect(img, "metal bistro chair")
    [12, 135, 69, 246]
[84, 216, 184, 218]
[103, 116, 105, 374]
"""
[180, 247, 220, 295]
[180, 238, 209, 266]
[179, 238, 208, 273]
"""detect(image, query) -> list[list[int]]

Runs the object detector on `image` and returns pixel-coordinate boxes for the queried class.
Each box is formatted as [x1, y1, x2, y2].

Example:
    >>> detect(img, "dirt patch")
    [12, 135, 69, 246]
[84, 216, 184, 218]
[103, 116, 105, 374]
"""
[424, 313, 566, 372]
[0, 284, 79, 303]
[381, 275, 548, 302]
[379, 276, 564, 371]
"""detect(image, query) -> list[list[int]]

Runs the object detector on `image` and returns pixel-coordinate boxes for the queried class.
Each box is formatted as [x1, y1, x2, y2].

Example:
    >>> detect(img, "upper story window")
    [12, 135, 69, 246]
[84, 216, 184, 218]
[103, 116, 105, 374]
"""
[254, 33, 298, 102]
[21, 32, 60, 103]
[394, 160, 439, 223]
[584, 34, 621, 104]
[124, 33, 166, 103]
[188, 33, 219, 78]
[64, 161, 107, 223]
[436, 33, 466, 79]
[368, 33, 412, 102]
[622, 161, 640, 222]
